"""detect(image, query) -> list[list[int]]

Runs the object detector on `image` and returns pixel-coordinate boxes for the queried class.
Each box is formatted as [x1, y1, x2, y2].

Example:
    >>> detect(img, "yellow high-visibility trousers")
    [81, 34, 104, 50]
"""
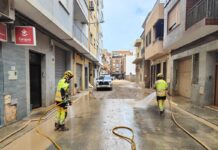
[56, 106, 67, 125]
[157, 100, 165, 112]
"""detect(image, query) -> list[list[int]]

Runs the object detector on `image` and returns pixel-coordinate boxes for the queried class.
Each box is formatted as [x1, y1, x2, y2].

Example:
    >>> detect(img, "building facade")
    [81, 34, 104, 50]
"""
[143, 0, 170, 88]
[110, 50, 133, 79]
[88, 0, 104, 85]
[164, 0, 218, 106]
[133, 39, 145, 86]
[0, 0, 103, 126]
[101, 49, 111, 74]
[126, 52, 136, 82]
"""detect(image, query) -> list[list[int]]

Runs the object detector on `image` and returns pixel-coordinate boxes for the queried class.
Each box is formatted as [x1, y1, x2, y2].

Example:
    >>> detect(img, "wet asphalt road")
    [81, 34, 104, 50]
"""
[47, 80, 209, 150]
[3, 80, 218, 150]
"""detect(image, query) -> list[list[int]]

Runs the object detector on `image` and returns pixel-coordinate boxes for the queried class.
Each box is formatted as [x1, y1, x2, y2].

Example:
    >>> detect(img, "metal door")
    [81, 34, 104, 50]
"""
[76, 64, 82, 90]
[85, 67, 88, 89]
[177, 57, 192, 98]
[215, 65, 218, 105]
[30, 52, 42, 109]
[55, 47, 67, 86]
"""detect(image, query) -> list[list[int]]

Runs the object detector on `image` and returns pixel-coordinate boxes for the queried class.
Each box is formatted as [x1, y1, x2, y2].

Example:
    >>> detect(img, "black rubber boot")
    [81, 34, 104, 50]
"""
[160, 111, 164, 116]
[59, 124, 69, 131]
[54, 123, 60, 131]
[160, 110, 165, 115]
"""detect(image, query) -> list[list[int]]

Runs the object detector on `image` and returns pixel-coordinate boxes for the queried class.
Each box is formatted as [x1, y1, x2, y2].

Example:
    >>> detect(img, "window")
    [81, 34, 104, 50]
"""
[154, 19, 164, 40]
[59, 0, 70, 14]
[146, 30, 152, 47]
[90, 33, 93, 43]
[90, 0, 95, 11]
[168, 1, 180, 32]
[0, 0, 9, 15]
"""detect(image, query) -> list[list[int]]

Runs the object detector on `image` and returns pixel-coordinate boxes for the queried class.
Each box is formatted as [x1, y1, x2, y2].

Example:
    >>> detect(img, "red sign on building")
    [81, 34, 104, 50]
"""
[0, 23, 7, 42]
[15, 26, 36, 46]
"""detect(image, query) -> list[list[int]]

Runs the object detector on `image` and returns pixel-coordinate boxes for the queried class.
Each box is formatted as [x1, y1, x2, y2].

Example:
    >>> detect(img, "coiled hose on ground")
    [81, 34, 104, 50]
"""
[112, 126, 136, 150]
[112, 96, 211, 150]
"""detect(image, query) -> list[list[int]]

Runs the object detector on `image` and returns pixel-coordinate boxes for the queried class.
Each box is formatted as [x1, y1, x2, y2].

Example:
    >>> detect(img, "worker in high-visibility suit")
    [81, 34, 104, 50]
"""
[55, 71, 73, 131]
[154, 73, 168, 115]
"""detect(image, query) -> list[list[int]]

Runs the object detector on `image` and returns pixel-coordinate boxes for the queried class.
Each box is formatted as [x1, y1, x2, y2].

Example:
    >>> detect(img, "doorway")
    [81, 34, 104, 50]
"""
[85, 67, 88, 89]
[76, 63, 82, 91]
[177, 57, 192, 98]
[215, 64, 218, 106]
[163, 62, 167, 80]
[29, 52, 42, 109]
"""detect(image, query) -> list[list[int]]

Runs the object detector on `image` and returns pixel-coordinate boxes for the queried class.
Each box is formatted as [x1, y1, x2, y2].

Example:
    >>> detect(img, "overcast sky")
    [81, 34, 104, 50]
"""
[102, 0, 156, 51]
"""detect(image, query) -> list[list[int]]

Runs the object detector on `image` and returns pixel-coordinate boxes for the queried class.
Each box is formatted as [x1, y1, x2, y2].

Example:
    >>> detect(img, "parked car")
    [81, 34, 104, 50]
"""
[96, 75, 113, 91]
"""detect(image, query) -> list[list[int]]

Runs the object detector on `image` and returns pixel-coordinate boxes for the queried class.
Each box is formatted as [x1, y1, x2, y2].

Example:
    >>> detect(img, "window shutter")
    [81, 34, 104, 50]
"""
[168, 2, 180, 31]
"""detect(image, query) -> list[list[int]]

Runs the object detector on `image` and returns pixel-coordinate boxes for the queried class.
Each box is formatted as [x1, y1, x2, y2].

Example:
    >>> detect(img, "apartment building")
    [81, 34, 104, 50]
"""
[133, 39, 145, 86]
[111, 50, 132, 79]
[112, 50, 133, 57]
[164, 0, 218, 106]
[101, 49, 111, 74]
[143, 0, 170, 88]
[88, 0, 104, 85]
[0, 0, 103, 126]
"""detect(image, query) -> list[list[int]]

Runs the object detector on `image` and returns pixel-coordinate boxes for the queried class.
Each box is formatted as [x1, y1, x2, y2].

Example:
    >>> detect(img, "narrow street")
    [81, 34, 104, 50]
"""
[2, 80, 218, 150]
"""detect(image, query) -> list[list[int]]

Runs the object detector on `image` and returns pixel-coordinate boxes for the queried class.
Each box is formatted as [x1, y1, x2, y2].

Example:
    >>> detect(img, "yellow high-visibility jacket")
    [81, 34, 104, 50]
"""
[154, 79, 168, 97]
[55, 78, 69, 102]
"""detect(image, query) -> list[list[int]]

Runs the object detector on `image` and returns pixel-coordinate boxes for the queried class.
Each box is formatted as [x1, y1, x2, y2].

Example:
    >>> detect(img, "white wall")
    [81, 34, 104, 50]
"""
[126, 56, 136, 75]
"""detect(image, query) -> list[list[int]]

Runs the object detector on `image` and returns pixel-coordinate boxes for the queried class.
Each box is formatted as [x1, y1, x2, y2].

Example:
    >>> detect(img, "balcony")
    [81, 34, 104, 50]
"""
[73, 24, 88, 48]
[74, 0, 88, 23]
[145, 39, 164, 60]
[186, 0, 218, 29]
[134, 39, 142, 47]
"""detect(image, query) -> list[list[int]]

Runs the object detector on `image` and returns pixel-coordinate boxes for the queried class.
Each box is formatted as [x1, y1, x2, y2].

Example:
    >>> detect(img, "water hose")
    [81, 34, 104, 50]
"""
[112, 126, 136, 150]
[0, 120, 32, 143]
[168, 97, 211, 150]
[0, 103, 62, 149]
[36, 102, 63, 150]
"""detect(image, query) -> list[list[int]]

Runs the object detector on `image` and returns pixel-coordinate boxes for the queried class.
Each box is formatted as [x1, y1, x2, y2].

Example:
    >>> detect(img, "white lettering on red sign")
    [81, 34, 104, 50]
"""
[15, 26, 36, 46]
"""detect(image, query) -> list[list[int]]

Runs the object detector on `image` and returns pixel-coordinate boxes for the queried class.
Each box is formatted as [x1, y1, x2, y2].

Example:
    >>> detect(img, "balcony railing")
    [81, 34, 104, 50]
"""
[186, 0, 218, 29]
[73, 24, 88, 48]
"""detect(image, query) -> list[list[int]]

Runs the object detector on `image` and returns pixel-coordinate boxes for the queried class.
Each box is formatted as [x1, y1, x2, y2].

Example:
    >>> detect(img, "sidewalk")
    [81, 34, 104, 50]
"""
[0, 91, 89, 149]
[170, 96, 218, 126]
[141, 87, 218, 126]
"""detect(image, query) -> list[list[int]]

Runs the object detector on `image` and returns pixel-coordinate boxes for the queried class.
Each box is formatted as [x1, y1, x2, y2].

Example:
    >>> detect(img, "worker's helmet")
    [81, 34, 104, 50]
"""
[157, 73, 164, 78]
[64, 70, 74, 79]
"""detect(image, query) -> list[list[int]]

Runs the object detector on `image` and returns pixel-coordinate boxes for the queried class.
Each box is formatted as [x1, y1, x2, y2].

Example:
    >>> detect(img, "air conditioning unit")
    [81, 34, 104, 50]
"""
[0, 0, 15, 22]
